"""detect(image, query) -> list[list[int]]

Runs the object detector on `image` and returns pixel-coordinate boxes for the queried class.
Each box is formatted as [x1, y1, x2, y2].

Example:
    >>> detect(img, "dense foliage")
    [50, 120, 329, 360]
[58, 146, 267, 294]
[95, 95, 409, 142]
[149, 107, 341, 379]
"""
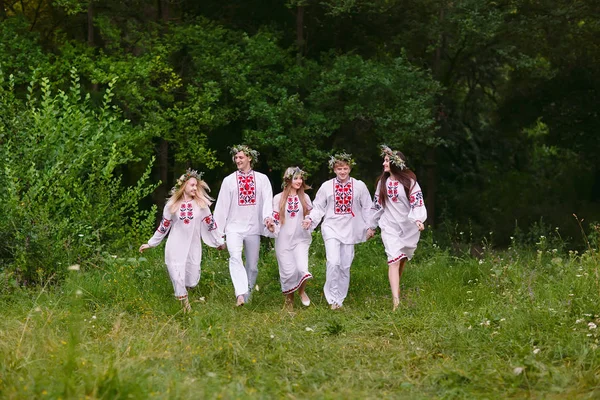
[1, 0, 599, 278]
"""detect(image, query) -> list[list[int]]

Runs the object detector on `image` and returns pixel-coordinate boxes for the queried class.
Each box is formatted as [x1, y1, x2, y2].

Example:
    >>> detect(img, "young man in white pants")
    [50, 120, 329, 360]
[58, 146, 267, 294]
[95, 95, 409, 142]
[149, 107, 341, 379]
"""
[214, 145, 274, 306]
[306, 153, 374, 309]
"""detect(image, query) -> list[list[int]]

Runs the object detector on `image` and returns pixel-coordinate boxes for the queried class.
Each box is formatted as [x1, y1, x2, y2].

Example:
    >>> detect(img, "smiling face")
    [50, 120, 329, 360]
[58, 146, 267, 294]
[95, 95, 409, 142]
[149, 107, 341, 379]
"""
[184, 178, 198, 199]
[333, 162, 351, 182]
[234, 151, 252, 172]
[383, 156, 391, 173]
[291, 175, 304, 190]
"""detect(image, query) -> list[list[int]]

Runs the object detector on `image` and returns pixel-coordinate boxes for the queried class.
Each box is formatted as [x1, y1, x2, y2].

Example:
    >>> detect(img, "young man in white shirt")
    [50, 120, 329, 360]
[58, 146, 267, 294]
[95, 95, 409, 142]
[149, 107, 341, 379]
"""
[214, 145, 274, 306]
[306, 152, 374, 309]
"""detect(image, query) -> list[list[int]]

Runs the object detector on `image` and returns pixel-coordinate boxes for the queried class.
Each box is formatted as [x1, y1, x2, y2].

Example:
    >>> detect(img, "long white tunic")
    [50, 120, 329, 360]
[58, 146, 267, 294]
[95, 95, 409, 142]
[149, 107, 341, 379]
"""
[370, 178, 427, 262]
[148, 202, 224, 264]
[310, 177, 372, 244]
[214, 170, 273, 237]
[272, 192, 313, 293]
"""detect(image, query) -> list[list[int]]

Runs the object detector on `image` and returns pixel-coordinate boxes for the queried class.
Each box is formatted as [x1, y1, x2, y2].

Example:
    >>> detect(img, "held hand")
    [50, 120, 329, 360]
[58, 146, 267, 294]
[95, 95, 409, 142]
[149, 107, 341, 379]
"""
[217, 243, 227, 251]
[416, 221, 425, 231]
[267, 222, 275, 233]
[301, 218, 311, 230]
[139, 243, 150, 253]
[366, 228, 375, 240]
[264, 217, 273, 228]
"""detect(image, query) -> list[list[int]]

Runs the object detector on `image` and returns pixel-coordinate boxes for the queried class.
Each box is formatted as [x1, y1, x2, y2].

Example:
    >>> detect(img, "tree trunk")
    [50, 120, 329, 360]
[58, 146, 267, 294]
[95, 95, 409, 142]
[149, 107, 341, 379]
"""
[0, 0, 6, 20]
[159, 0, 169, 22]
[87, 0, 94, 46]
[426, 6, 447, 227]
[155, 138, 169, 218]
[296, 5, 305, 64]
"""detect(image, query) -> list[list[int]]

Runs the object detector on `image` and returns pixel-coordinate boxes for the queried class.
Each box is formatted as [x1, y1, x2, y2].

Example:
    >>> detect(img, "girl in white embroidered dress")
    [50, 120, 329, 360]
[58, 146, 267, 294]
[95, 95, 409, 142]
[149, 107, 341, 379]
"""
[139, 170, 225, 313]
[269, 167, 313, 311]
[369, 149, 426, 311]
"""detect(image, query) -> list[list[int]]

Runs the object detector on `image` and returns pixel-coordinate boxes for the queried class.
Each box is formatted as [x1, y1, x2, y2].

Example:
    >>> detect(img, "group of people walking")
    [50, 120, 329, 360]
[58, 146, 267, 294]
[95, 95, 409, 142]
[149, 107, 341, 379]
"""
[139, 144, 427, 313]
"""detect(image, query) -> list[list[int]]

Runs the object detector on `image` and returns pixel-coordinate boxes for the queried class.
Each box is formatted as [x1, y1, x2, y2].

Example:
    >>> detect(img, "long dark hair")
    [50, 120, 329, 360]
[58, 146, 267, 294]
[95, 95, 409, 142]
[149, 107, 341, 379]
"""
[376, 151, 417, 209]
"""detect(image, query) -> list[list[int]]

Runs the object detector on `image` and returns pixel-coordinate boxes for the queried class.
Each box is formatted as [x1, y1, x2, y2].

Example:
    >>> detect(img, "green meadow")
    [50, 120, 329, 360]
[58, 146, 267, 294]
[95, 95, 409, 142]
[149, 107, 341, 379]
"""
[1, 232, 599, 399]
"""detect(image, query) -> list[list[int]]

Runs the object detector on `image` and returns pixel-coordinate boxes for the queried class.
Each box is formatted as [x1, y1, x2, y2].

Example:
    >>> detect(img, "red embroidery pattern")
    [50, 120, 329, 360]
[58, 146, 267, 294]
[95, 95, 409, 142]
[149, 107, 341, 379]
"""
[409, 191, 424, 209]
[157, 218, 172, 234]
[203, 215, 218, 231]
[282, 273, 313, 294]
[388, 254, 407, 264]
[179, 202, 194, 225]
[334, 179, 353, 215]
[237, 171, 257, 206]
[387, 180, 400, 202]
[371, 194, 382, 211]
[272, 211, 280, 225]
[287, 195, 300, 218]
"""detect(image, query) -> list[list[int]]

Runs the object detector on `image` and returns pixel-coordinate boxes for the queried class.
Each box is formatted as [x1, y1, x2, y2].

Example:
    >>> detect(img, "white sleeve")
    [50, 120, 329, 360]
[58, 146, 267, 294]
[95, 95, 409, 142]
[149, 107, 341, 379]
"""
[308, 183, 327, 229]
[261, 174, 274, 224]
[407, 181, 427, 224]
[213, 176, 232, 234]
[147, 205, 173, 247]
[357, 180, 372, 228]
[200, 208, 225, 248]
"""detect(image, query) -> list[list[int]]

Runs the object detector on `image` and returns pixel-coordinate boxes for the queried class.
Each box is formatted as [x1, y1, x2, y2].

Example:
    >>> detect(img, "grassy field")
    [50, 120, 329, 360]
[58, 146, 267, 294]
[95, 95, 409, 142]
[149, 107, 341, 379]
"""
[1, 232, 599, 399]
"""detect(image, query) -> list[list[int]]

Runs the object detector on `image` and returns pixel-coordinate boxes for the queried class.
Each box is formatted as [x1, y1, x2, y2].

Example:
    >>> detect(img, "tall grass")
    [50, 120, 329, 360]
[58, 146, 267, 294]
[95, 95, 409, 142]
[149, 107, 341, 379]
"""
[1, 231, 599, 399]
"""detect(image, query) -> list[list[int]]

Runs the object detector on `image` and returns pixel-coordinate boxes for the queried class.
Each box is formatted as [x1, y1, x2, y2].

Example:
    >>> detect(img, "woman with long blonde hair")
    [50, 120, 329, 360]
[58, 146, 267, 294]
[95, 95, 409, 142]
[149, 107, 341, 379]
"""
[140, 169, 225, 313]
[269, 167, 313, 310]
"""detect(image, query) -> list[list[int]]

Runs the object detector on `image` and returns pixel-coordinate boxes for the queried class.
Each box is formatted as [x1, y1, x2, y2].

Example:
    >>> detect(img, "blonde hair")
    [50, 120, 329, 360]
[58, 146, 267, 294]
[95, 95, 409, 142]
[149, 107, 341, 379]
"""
[167, 177, 214, 214]
[278, 167, 311, 225]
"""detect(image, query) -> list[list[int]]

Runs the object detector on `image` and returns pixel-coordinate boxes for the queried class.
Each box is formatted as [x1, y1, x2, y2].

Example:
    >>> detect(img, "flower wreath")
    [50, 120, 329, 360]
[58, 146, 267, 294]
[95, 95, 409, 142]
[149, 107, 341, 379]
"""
[380, 145, 406, 170]
[230, 144, 260, 166]
[170, 168, 204, 195]
[328, 152, 356, 171]
[282, 166, 308, 188]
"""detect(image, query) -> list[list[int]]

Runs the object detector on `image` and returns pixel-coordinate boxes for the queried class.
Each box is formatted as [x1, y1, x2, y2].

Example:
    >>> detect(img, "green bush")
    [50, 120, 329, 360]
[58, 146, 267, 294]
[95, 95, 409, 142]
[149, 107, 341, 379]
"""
[0, 69, 156, 284]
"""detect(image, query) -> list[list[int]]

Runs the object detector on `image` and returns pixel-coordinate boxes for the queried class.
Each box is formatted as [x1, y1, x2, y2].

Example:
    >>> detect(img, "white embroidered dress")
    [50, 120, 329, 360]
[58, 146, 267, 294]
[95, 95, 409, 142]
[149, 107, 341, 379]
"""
[147, 201, 224, 299]
[370, 178, 427, 263]
[271, 193, 313, 294]
[309, 177, 372, 244]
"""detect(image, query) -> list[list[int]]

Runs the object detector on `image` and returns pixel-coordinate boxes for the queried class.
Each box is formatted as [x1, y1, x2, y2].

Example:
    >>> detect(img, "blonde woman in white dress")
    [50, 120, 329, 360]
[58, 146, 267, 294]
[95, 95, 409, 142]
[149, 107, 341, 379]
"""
[269, 167, 313, 311]
[140, 169, 225, 313]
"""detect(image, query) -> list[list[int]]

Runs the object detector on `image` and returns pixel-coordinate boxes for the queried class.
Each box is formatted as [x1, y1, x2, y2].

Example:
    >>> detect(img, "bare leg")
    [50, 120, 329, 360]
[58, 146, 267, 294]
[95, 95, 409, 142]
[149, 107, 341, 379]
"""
[298, 280, 310, 306]
[284, 293, 294, 311]
[388, 261, 400, 309]
[388, 258, 407, 311]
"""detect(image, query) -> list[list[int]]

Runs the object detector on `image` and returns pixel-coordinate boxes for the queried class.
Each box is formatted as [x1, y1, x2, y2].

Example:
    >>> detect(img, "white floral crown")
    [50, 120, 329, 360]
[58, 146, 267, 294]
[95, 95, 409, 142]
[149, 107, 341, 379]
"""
[230, 144, 259, 165]
[282, 167, 308, 188]
[170, 168, 204, 195]
[380, 145, 406, 170]
[328, 152, 356, 171]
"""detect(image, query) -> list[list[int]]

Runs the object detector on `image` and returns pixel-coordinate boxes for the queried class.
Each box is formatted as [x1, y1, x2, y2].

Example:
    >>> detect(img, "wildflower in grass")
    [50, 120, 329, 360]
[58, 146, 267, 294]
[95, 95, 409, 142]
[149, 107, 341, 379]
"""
[513, 367, 524, 375]
[305, 327, 314, 332]
[78, 234, 84, 237]
[68, 264, 80, 271]
[270, 334, 275, 339]
[588, 322, 597, 330]
[75, 289, 82, 296]
[533, 348, 540, 354]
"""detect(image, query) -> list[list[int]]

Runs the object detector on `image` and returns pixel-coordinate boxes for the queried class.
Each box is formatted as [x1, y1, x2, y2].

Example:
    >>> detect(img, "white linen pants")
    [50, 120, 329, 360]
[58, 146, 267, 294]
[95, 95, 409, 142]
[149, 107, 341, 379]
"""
[323, 238, 355, 306]
[226, 233, 260, 297]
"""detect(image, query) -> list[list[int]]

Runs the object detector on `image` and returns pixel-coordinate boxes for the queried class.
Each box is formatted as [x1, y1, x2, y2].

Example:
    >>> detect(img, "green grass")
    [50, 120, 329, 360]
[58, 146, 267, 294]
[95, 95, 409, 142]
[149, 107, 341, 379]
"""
[1, 233, 600, 399]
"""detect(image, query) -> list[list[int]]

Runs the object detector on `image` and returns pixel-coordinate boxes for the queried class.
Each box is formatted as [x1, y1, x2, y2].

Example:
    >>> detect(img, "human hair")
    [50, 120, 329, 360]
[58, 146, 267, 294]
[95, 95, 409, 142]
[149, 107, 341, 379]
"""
[376, 150, 417, 209]
[230, 144, 259, 167]
[278, 167, 311, 225]
[167, 177, 214, 214]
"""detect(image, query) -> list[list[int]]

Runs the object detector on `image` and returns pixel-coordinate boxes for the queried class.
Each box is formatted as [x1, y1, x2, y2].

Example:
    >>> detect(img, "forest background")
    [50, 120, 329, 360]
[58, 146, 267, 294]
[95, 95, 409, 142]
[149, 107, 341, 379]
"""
[0, 0, 599, 281]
